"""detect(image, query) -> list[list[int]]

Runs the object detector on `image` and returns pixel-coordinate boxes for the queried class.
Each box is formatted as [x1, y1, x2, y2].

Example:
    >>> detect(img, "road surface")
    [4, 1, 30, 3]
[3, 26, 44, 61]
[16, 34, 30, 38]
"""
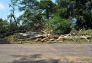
[0, 44, 92, 63]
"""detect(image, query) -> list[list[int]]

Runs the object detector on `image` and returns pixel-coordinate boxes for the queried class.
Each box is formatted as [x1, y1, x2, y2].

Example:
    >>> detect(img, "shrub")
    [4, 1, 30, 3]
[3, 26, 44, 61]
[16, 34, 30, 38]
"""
[45, 16, 71, 34]
[77, 29, 92, 35]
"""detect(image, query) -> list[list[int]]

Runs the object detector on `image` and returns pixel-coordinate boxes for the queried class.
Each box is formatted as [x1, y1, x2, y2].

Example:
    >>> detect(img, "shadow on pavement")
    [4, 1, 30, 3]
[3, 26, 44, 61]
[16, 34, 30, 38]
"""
[12, 54, 61, 63]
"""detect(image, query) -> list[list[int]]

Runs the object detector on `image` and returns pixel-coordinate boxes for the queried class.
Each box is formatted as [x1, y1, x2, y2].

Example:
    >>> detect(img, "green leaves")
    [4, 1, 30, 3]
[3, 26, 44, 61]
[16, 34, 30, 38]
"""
[0, 19, 9, 38]
[47, 16, 71, 34]
[39, 0, 56, 19]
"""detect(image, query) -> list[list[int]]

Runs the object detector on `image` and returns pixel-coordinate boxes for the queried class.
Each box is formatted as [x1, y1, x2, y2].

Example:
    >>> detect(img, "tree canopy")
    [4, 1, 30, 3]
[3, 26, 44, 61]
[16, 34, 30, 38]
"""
[0, 0, 92, 38]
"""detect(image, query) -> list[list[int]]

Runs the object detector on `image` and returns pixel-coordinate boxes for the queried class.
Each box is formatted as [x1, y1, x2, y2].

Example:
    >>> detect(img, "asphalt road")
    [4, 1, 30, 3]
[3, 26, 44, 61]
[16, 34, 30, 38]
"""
[0, 44, 92, 63]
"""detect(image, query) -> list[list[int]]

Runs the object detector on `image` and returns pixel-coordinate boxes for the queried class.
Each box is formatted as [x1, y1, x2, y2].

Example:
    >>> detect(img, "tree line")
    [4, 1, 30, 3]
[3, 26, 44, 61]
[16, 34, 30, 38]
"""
[0, 0, 92, 38]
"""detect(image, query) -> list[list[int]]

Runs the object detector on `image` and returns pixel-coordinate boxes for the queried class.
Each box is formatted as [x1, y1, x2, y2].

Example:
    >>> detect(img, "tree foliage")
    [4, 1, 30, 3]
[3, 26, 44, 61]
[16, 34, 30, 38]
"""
[0, 19, 9, 38]
[46, 16, 71, 34]
[0, 0, 92, 38]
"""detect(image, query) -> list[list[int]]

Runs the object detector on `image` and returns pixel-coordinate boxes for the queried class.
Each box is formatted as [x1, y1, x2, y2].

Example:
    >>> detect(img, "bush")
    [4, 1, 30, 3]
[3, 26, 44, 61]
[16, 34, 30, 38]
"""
[83, 11, 92, 29]
[6, 35, 18, 43]
[0, 19, 9, 38]
[77, 29, 92, 36]
[45, 16, 71, 34]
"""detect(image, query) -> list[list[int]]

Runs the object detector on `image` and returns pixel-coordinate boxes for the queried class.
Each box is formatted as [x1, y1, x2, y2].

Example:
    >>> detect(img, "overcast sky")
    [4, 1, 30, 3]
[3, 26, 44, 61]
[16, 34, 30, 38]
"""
[0, 0, 55, 19]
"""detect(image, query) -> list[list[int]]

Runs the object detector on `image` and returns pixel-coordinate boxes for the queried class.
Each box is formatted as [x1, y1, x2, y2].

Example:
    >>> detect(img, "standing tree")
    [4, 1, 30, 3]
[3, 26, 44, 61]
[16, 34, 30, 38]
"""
[8, 0, 17, 27]
[14, 0, 45, 32]
[7, 0, 19, 34]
